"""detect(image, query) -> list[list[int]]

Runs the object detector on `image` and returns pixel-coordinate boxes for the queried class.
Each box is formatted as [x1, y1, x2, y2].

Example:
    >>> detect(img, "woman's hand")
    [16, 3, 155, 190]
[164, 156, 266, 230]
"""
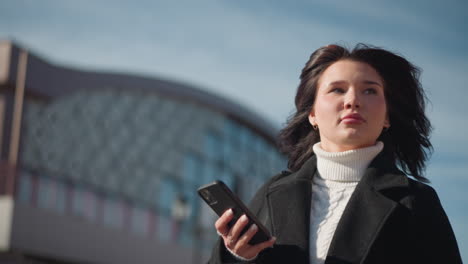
[214, 209, 276, 260]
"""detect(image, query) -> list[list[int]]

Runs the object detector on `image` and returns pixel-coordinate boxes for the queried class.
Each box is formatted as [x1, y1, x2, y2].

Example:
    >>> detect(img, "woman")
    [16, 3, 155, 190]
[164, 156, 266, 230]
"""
[208, 44, 462, 264]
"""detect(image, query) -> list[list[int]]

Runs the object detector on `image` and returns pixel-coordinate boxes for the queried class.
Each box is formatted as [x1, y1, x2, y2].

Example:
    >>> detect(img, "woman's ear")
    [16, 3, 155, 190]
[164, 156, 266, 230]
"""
[383, 116, 390, 128]
[308, 111, 316, 126]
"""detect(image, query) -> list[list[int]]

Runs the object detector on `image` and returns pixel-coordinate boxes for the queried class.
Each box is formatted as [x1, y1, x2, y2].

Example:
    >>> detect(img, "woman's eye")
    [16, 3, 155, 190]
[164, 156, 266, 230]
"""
[364, 88, 377, 94]
[331, 88, 345, 93]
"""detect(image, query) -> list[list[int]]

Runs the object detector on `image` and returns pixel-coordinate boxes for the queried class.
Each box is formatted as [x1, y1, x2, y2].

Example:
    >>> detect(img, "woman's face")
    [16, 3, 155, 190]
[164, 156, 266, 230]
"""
[309, 60, 390, 152]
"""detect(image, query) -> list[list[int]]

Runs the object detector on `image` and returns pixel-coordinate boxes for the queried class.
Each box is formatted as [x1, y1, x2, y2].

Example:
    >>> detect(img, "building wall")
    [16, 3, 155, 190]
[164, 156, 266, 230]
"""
[11, 202, 194, 264]
[1, 41, 287, 264]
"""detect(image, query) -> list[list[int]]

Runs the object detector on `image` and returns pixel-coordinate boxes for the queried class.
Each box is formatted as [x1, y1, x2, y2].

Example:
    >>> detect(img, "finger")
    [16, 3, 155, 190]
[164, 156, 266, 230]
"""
[235, 234, 276, 260]
[214, 209, 233, 236]
[235, 223, 259, 250]
[248, 236, 277, 254]
[226, 214, 249, 248]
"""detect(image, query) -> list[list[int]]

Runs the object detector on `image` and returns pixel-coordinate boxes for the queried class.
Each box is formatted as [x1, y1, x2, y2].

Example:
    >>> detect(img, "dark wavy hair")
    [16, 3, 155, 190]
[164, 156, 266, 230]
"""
[278, 44, 432, 182]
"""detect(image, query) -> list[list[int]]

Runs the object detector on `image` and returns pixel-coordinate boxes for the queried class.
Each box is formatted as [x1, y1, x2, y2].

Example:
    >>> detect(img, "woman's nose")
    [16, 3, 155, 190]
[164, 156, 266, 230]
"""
[344, 91, 360, 109]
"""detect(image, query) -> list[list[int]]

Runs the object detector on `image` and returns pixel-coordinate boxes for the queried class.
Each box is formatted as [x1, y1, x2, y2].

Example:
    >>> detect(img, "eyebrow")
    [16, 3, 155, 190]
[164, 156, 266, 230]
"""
[363, 80, 383, 87]
[328, 80, 383, 87]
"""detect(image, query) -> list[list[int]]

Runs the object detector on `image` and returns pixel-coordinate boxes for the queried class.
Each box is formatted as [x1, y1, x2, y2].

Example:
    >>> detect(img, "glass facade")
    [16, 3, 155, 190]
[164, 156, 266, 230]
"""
[102, 196, 124, 229]
[15, 86, 287, 251]
[72, 187, 97, 221]
[37, 177, 56, 211]
[131, 206, 151, 236]
[17, 172, 33, 204]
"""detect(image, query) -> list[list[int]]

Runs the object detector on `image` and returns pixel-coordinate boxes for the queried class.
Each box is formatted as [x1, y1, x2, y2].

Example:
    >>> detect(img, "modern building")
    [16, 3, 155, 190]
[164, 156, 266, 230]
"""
[0, 41, 287, 264]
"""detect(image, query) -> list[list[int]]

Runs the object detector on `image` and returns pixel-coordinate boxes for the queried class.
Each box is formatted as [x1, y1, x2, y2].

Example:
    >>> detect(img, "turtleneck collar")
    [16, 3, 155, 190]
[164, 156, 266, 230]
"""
[312, 141, 384, 182]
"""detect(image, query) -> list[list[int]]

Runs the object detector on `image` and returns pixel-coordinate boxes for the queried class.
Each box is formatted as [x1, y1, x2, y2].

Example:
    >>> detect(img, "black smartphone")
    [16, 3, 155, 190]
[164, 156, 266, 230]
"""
[197, 180, 271, 245]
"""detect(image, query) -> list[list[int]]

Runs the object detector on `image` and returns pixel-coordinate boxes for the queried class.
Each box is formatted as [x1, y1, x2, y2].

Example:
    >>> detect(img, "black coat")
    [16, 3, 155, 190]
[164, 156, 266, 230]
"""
[208, 153, 463, 264]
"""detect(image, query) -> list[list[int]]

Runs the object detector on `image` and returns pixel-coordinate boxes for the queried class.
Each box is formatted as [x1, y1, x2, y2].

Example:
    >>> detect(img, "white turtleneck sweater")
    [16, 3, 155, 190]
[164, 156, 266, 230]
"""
[309, 141, 383, 264]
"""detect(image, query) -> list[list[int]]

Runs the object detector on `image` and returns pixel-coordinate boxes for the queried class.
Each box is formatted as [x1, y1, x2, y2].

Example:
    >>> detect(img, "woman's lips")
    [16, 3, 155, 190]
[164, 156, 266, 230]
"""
[341, 113, 365, 124]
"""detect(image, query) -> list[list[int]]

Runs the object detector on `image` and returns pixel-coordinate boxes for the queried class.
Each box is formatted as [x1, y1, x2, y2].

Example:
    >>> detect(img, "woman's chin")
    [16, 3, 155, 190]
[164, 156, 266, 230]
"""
[336, 134, 376, 149]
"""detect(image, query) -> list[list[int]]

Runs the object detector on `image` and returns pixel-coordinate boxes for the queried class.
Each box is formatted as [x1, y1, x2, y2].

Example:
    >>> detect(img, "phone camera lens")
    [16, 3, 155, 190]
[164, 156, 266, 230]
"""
[201, 190, 212, 202]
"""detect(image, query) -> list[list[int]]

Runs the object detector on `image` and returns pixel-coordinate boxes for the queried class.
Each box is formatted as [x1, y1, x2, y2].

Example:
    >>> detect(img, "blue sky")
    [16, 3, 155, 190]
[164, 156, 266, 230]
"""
[1, 0, 467, 260]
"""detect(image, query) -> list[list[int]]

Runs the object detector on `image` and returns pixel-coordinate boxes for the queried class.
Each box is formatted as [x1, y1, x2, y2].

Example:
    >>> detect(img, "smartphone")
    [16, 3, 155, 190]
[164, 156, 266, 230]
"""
[197, 180, 271, 245]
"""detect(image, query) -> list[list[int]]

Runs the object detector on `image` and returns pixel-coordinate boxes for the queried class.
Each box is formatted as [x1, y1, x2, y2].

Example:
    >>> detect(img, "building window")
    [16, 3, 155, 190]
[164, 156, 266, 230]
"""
[159, 178, 177, 213]
[204, 130, 222, 162]
[219, 169, 235, 191]
[202, 163, 219, 186]
[157, 214, 172, 242]
[183, 152, 203, 185]
[37, 177, 56, 210]
[72, 187, 97, 222]
[224, 119, 241, 143]
[102, 196, 124, 229]
[55, 181, 67, 214]
[131, 206, 150, 236]
[223, 140, 233, 166]
[17, 172, 33, 204]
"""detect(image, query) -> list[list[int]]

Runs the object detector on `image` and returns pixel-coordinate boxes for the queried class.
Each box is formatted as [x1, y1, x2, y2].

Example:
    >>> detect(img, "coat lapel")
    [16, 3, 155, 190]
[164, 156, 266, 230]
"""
[265, 156, 317, 262]
[325, 153, 410, 264]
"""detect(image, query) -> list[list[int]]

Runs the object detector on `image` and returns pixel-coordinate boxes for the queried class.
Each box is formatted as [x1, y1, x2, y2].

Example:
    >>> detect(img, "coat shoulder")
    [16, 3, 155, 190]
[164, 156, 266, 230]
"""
[406, 177, 441, 205]
[405, 178, 463, 263]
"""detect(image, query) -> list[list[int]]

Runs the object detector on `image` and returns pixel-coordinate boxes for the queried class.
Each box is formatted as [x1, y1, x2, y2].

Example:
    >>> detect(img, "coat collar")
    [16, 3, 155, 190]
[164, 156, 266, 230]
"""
[267, 155, 317, 241]
[265, 153, 410, 264]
